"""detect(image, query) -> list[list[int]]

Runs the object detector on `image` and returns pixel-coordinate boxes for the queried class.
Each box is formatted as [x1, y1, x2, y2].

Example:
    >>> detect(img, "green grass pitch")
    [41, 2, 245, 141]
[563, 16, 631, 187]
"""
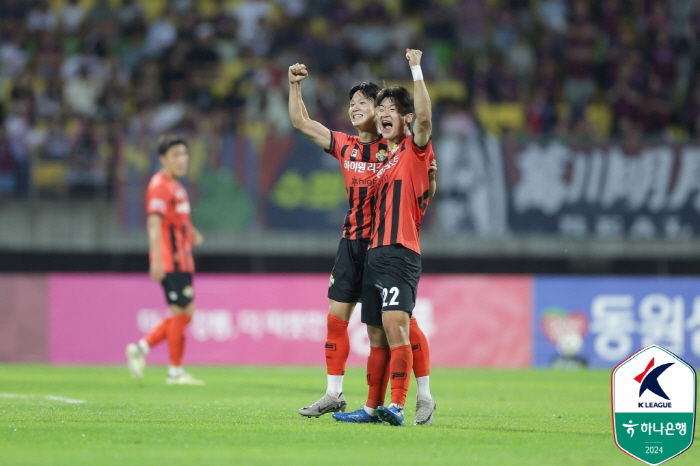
[1, 365, 697, 466]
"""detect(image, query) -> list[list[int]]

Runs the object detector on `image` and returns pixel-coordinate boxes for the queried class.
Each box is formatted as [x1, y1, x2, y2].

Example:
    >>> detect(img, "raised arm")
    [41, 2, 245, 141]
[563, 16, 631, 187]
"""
[406, 49, 432, 147]
[288, 63, 332, 150]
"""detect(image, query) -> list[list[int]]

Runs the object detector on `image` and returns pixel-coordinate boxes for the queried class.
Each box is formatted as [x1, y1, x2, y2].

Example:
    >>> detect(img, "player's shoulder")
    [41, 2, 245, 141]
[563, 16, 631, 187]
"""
[328, 131, 361, 158]
[406, 135, 433, 154]
[147, 172, 172, 193]
[332, 131, 358, 145]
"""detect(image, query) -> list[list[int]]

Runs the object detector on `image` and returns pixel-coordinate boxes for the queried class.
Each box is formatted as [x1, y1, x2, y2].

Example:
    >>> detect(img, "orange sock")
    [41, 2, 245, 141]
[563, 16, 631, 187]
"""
[325, 314, 350, 375]
[145, 317, 171, 348]
[410, 317, 430, 378]
[167, 314, 191, 366]
[379, 356, 391, 407]
[389, 345, 413, 407]
[365, 346, 390, 409]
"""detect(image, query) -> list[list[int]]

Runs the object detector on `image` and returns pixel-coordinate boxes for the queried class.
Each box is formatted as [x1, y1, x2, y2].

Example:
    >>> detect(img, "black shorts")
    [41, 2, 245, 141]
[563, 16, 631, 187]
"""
[161, 272, 194, 307]
[327, 238, 370, 303]
[361, 244, 422, 326]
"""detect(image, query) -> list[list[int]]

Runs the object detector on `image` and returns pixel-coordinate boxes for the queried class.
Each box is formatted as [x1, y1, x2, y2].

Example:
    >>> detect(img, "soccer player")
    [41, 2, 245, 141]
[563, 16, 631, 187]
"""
[288, 64, 435, 420]
[356, 49, 436, 426]
[125, 134, 204, 386]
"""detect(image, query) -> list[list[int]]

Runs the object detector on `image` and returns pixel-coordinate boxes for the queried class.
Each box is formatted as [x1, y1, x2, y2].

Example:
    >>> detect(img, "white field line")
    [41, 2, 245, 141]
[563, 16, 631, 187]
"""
[0, 394, 86, 404]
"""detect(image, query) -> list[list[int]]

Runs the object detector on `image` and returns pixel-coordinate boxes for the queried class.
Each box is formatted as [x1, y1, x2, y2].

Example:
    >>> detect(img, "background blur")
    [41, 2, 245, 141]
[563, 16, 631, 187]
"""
[2, 0, 700, 367]
[1, 0, 700, 273]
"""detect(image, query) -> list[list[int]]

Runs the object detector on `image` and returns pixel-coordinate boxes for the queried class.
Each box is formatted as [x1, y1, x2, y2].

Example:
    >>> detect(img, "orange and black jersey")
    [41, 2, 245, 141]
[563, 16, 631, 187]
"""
[145, 171, 195, 273]
[326, 131, 388, 240]
[369, 136, 435, 255]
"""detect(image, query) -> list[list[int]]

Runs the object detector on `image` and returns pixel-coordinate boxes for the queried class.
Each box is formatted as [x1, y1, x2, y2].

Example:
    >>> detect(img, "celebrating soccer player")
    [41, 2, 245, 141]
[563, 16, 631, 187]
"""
[354, 49, 437, 426]
[288, 63, 435, 422]
[125, 134, 204, 386]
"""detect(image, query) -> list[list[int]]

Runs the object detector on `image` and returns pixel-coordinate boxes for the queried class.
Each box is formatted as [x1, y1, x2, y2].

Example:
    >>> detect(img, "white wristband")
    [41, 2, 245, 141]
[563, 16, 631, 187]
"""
[411, 65, 423, 81]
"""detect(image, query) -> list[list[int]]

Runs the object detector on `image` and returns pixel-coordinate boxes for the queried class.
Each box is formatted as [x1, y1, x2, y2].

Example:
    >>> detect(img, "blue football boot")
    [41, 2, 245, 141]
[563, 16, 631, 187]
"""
[333, 406, 381, 423]
[376, 405, 405, 426]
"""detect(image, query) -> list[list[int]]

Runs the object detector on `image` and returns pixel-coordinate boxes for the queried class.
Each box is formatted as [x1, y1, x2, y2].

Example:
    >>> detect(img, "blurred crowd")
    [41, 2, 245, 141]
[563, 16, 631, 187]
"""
[1, 0, 700, 199]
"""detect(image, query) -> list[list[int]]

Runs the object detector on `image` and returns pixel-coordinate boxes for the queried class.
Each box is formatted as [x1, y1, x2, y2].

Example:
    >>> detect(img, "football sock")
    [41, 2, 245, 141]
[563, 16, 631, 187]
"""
[365, 345, 390, 409]
[168, 365, 184, 378]
[137, 339, 150, 355]
[167, 314, 191, 367]
[327, 375, 343, 396]
[389, 345, 413, 408]
[144, 317, 171, 348]
[379, 353, 391, 407]
[410, 317, 432, 401]
[416, 375, 432, 402]
[410, 317, 430, 377]
[325, 313, 350, 384]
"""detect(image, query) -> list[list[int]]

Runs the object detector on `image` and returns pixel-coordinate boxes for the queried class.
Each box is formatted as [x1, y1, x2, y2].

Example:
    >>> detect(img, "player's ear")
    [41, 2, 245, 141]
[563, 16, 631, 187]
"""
[405, 113, 414, 124]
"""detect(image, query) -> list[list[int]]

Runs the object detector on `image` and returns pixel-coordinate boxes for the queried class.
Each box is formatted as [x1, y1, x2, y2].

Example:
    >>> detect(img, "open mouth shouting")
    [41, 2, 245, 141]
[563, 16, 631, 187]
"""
[380, 118, 394, 135]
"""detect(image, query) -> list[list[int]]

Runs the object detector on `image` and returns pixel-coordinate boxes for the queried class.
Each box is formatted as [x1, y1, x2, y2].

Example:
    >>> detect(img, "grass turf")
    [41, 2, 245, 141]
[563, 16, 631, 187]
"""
[0, 365, 697, 466]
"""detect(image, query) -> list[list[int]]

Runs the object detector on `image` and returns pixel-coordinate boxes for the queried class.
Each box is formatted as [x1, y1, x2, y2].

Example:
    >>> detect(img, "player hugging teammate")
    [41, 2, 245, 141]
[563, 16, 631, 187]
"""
[289, 48, 437, 426]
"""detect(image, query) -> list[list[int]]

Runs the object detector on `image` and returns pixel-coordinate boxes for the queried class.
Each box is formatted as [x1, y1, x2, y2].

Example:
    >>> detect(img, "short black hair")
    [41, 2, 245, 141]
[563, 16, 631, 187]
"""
[349, 81, 381, 101]
[157, 134, 187, 155]
[375, 86, 414, 115]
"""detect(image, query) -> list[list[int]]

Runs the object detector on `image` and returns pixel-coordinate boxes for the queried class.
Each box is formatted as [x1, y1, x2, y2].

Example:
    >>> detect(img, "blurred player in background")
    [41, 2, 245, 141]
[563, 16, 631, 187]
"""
[125, 134, 204, 386]
[288, 63, 435, 421]
[355, 49, 436, 426]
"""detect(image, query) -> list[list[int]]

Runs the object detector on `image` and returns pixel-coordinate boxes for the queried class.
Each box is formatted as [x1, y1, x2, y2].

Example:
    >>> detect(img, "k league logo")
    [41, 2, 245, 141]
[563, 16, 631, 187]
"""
[612, 345, 696, 465]
[635, 358, 673, 406]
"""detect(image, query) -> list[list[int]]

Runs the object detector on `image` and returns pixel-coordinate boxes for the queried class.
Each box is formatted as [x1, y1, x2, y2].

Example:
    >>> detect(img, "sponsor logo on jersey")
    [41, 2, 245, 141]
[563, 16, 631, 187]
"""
[351, 177, 377, 186]
[176, 202, 190, 214]
[149, 198, 166, 212]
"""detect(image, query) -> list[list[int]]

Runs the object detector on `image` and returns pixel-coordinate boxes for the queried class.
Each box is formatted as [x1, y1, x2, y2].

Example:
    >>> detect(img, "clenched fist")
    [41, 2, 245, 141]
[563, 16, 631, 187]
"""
[406, 49, 423, 67]
[288, 63, 308, 83]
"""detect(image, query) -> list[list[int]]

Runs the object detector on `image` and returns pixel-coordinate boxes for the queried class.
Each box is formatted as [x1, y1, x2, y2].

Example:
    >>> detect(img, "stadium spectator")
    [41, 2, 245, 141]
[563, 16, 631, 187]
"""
[27, 0, 57, 33]
[0, 126, 15, 196]
[60, 0, 84, 34]
[5, 0, 700, 199]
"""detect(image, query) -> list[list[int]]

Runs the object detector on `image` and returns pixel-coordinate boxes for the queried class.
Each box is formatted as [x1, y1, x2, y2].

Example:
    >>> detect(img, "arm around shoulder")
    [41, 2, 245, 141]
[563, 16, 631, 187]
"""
[428, 158, 437, 199]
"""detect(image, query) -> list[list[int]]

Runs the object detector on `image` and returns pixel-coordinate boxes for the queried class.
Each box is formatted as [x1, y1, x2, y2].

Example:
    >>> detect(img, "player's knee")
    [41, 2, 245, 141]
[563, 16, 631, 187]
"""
[366, 324, 387, 346]
[382, 311, 411, 347]
[328, 300, 355, 321]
